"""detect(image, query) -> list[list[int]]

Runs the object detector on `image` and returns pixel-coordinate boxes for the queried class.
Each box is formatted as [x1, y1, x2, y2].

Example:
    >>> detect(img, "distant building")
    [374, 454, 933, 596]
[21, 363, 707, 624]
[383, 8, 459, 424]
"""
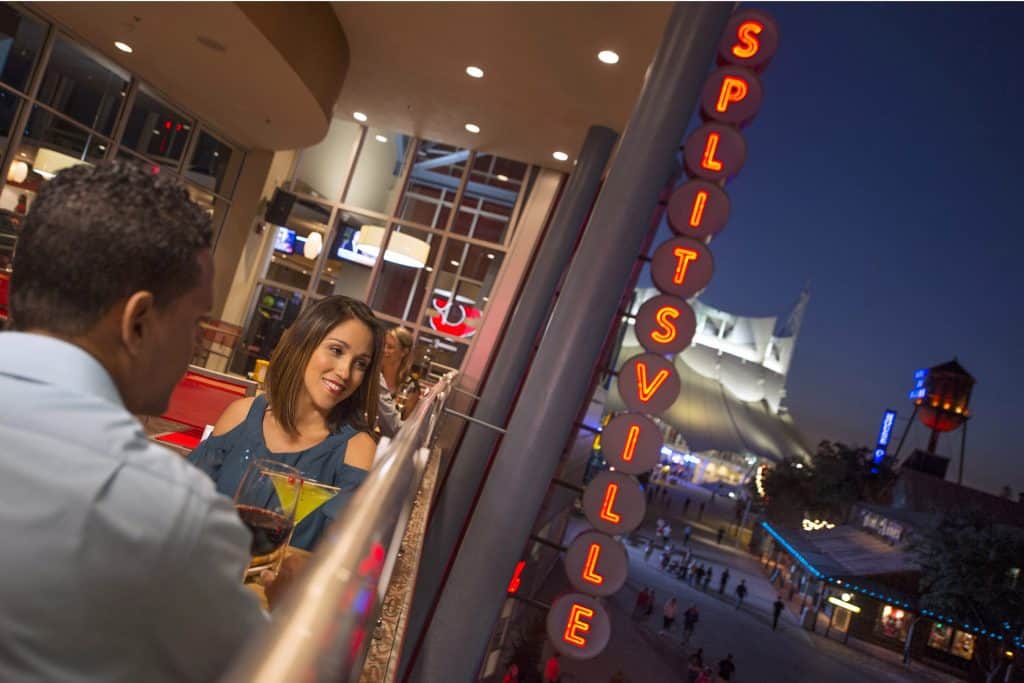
[604, 287, 812, 487]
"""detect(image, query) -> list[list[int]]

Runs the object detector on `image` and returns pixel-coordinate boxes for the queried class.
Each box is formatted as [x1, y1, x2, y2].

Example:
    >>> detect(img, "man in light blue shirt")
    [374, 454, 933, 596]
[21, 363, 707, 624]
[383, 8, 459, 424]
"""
[0, 161, 265, 682]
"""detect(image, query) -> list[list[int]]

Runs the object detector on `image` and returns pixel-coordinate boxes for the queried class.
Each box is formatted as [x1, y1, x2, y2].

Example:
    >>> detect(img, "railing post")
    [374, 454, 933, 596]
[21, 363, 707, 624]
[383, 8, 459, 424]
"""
[406, 4, 735, 681]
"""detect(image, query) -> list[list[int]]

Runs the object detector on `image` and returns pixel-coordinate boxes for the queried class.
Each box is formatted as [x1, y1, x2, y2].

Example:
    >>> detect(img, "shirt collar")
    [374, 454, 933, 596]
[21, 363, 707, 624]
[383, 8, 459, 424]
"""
[0, 331, 124, 407]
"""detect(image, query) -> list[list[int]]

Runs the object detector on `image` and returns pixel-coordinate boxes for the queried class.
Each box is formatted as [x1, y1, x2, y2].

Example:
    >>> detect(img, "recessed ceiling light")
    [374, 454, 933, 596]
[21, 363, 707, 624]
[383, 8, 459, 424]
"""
[598, 50, 620, 65]
[486, 253, 495, 260]
[496, 174, 509, 182]
[114, 41, 133, 54]
[450, 260, 460, 267]
[375, 134, 388, 143]
[552, 151, 569, 162]
[425, 266, 433, 272]
[466, 65, 484, 79]
[353, 111, 367, 122]
[465, 123, 480, 134]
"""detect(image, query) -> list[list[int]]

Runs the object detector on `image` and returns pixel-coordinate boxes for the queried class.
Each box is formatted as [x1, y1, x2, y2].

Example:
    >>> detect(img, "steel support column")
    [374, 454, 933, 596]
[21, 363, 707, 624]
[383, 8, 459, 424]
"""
[407, 4, 734, 680]
[400, 123, 618, 679]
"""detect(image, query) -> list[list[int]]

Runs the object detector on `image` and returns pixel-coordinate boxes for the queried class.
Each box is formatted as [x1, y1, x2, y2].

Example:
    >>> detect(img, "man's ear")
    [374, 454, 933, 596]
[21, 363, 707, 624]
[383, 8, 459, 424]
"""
[120, 291, 156, 357]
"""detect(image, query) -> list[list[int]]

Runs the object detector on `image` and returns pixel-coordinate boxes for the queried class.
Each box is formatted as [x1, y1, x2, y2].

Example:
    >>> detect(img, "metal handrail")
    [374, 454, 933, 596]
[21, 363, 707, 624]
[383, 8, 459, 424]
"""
[224, 371, 457, 683]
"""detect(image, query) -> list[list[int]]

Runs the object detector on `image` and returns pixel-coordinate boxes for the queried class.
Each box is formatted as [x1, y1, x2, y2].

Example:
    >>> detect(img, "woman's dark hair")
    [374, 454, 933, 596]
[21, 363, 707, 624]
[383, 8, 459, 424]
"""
[10, 160, 212, 335]
[266, 296, 382, 436]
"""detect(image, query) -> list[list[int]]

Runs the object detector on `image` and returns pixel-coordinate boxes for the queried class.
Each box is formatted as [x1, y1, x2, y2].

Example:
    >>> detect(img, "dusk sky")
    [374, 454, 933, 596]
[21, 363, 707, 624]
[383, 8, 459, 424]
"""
[665, 3, 1023, 495]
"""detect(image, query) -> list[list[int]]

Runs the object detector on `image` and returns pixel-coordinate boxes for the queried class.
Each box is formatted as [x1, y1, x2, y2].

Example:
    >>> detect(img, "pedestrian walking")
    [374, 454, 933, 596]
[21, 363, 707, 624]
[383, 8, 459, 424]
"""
[501, 663, 520, 683]
[683, 524, 692, 546]
[719, 568, 730, 595]
[683, 497, 691, 516]
[716, 527, 725, 545]
[772, 595, 785, 630]
[681, 604, 700, 644]
[717, 654, 737, 682]
[703, 566, 713, 592]
[735, 579, 748, 609]
[643, 540, 654, 562]
[694, 564, 704, 587]
[685, 648, 703, 683]
[543, 653, 560, 683]
[646, 589, 656, 617]
[659, 597, 678, 636]
[633, 586, 650, 618]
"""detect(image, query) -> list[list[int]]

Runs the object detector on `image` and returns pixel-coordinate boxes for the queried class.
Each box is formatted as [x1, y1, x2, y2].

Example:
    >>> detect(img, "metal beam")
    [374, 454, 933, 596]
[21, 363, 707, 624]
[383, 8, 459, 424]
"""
[406, 4, 734, 680]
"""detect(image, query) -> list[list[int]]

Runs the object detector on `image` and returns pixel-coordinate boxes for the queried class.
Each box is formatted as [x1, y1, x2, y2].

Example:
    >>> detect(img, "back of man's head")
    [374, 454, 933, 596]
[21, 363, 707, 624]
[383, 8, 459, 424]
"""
[10, 160, 212, 335]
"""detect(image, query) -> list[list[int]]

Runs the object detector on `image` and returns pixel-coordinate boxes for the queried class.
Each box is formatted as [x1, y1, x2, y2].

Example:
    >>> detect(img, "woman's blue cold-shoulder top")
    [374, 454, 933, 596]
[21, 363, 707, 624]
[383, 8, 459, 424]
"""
[187, 395, 369, 550]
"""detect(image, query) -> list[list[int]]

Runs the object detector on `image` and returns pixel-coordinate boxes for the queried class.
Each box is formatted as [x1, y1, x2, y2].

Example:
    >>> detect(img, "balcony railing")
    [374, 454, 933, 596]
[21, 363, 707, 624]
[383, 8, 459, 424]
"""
[224, 371, 457, 683]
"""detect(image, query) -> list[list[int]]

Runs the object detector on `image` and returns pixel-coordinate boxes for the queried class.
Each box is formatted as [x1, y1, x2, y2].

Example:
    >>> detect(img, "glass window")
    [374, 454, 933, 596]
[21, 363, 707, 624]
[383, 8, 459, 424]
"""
[369, 223, 442, 322]
[422, 239, 503, 335]
[874, 604, 910, 641]
[950, 630, 975, 660]
[121, 87, 193, 169]
[292, 117, 359, 201]
[927, 623, 953, 651]
[230, 284, 305, 377]
[0, 86, 21, 154]
[186, 184, 229, 245]
[412, 331, 468, 380]
[187, 130, 241, 196]
[0, 5, 46, 92]
[263, 197, 331, 291]
[452, 153, 526, 244]
[314, 209, 382, 298]
[396, 139, 468, 229]
[344, 128, 410, 214]
[37, 37, 127, 136]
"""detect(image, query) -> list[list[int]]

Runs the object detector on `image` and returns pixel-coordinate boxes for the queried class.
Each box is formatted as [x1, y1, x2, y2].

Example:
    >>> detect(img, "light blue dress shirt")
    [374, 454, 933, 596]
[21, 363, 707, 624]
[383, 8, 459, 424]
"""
[0, 332, 265, 682]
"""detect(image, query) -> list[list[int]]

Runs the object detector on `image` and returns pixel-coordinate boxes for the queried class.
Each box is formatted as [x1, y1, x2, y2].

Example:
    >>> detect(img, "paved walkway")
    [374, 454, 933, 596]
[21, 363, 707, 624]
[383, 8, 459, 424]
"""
[535, 479, 962, 683]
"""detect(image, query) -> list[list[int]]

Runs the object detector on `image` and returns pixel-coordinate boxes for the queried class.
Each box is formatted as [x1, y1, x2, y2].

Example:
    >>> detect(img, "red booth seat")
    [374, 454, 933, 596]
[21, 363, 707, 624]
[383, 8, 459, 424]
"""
[154, 366, 258, 450]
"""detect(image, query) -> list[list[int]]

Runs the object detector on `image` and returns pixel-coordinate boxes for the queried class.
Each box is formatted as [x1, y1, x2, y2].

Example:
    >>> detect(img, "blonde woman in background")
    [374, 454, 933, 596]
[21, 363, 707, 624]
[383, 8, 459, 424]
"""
[377, 326, 421, 437]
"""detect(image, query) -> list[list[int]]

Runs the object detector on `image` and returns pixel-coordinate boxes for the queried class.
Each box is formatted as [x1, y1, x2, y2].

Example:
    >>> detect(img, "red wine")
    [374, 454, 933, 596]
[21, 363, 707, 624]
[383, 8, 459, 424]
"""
[236, 505, 292, 556]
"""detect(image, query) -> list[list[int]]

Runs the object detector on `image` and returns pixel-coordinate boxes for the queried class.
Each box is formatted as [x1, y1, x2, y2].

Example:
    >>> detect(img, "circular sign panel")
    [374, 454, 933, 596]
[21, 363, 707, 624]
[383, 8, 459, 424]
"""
[635, 295, 696, 355]
[617, 352, 681, 415]
[718, 9, 780, 71]
[564, 530, 629, 596]
[700, 66, 763, 126]
[651, 237, 714, 299]
[546, 593, 611, 659]
[683, 122, 746, 182]
[667, 179, 730, 240]
[582, 470, 646, 535]
[601, 412, 663, 474]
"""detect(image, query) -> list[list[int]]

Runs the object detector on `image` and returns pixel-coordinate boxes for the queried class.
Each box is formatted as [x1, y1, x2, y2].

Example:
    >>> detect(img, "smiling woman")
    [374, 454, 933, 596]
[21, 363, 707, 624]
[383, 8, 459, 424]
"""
[187, 295, 385, 550]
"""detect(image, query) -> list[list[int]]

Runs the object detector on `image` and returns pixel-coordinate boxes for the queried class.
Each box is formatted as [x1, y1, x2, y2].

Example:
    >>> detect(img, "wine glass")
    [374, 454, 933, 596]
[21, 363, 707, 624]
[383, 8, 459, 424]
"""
[234, 459, 302, 577]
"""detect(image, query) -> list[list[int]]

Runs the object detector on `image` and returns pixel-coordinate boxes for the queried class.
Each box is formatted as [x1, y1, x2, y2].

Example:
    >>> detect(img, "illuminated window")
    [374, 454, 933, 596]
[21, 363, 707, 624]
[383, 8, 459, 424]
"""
[950, 630, 975, 660]
[927, 623, 953, 651]
[874, 604, 910, 642]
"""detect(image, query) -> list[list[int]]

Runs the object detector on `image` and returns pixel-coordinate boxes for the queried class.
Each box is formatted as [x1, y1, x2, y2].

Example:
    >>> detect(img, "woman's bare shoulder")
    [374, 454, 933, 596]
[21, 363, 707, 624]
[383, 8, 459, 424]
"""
[211, 396, 257, 436]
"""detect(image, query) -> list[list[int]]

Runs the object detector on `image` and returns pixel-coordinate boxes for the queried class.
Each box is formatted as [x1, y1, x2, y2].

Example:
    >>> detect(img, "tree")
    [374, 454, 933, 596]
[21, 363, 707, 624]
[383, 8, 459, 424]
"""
[757, 441, 895, 525]
[909, 509, 1024, 682]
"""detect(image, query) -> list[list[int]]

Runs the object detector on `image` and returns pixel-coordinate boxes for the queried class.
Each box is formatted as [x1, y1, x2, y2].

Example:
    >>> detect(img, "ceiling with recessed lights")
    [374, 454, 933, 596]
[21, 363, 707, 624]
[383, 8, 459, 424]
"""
[330, 2, 672, 168]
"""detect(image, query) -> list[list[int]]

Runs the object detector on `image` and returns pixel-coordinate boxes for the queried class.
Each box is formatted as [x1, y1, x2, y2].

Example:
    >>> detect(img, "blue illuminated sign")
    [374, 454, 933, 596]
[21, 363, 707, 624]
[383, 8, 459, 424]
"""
[872, 410, 897, 466]
[907, 368, 928, 400]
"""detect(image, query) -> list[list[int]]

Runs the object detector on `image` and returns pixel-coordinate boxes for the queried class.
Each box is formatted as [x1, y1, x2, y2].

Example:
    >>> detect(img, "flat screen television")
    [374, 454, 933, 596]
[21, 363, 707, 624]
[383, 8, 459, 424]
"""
[273, 226, 296, 254]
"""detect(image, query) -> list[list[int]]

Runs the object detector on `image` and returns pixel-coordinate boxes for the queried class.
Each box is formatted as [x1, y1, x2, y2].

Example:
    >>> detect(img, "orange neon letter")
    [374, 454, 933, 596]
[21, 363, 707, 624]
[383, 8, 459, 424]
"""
[635, 362, 670, 403]
[732, 21, 763, 59]
[689, 190, 708, 227]
[620, 424, 641, 462]
[701, 133, 723, 172]
[599, 483, 622, 524]
[563, 604, 594, 647]
[671, 248, 699, 285]
[581, 543, 605, 585]
[716, 76, 749, 113]
[651, 306, 680, 344]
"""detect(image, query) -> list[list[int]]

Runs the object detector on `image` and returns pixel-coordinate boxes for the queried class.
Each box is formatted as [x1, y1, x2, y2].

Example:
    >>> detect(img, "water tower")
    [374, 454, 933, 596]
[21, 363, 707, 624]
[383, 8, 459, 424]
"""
[893, 359, 975, 484]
